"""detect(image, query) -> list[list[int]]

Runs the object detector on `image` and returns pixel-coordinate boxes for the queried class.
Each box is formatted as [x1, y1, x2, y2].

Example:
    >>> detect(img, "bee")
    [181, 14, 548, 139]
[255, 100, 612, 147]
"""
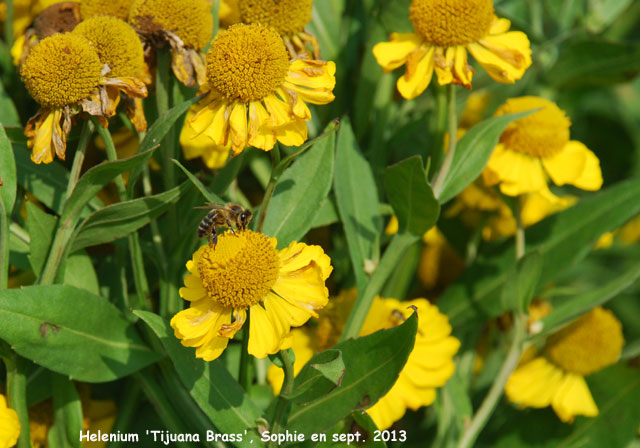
[197, 202, 253, 247]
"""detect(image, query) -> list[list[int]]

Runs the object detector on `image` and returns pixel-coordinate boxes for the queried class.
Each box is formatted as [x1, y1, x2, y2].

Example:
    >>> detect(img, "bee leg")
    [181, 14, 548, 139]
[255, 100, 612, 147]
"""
[226, 219, 237, 236]
[209, 227, 218, 248]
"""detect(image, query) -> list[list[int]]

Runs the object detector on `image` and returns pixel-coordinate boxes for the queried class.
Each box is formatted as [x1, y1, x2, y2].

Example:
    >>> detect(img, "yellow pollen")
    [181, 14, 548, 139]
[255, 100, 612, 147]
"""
[239, 0, 312, 36]
[496, 96, 571, 158]
[73, 16, 145, 78]
[21, 33, 102, 108]
[409, 0, 495, 47]
[207, 24, 290, 102]
[545, 307, 624, 376]
[80, 0, 131, 20]
[197, 230, 280, 309]
[129, 0, 213, 50]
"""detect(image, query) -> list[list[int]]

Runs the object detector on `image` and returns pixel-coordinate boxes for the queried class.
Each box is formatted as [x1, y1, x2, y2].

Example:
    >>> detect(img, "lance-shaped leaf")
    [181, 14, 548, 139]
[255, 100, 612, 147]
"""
[385, 155, 439, 236]
[0, 125, 16, 215]
[0, 285, 160, 382]
[287, 313, 418, 435]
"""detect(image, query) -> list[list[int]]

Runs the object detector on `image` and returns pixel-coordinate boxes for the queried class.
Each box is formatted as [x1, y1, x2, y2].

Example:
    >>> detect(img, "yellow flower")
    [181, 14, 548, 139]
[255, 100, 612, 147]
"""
[506, 307, 624, 423]
[129, 0, 212, 86]
[236, 0, 319, 59]
[182, 23, 335, 157]
[372, 0, 531, 99]
[619, 215, 640, 245]
[417, 227, 464, 290]
[0, 394, 20, 448]
[179, 109, 230, 169]
[219, 0, 241, 28]
[484, 96, 603, 197]
[171, 230, 332, 361]
[73, 15, 149, 131]
[267, 290, 460, 430]
[21, 33, 147, 164]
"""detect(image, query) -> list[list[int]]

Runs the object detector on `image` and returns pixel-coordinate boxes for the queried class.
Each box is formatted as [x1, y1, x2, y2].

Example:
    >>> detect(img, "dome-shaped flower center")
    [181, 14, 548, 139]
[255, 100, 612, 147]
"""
[197, 230, 280, 309]
[409, 0, 494, 47]
[496, 96, 571, 158]
[74, 16, 145, 78]
[545, 307, 624, 376]
[129, 0, 213, 50]
[80, 0, 131, 19]
[21, 34, 102, 108]
[207, 24, 290, 102]
[239, 0, 312, 36]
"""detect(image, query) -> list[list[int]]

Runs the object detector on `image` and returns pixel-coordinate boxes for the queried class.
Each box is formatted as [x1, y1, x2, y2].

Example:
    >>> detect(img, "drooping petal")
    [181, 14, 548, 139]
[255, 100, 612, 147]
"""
[248, 304, 280, 358]
[542, 141, 603, 191]
[433, 45, 455, 85]
[26, 109, 58, 164]
[263, 291, 312, 338]
[452, 45, 474, 88]
[180, 109, 230, 168]
[228, 102, 248, 154]
[285, 60, 336, 93]
[219, 308, 247, 338]
[551, 373, 599, 423]
[397, 45, 435, 100]
[248, 100, 277, 150]
[485, 144, 548, 196]
[505, 357, 564, 409]
[372, 32, 423, 73]
[170, 301, 232, 361]
[271, 261, 329, 319]
[467, 30, 532, 84]
[278, 241, 333, 279]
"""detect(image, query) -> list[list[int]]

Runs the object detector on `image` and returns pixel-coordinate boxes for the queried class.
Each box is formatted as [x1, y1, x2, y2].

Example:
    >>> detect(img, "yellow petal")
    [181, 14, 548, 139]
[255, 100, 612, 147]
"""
[486, 144, 548, 196]
[453, 45, 473, 88]
[367, 386, 407, 430]
[286, 59, 336, 92]
[551, 373, 598, 423]
[29, 109, 58, 164]
[542, 141, 603, 191]
[264, 292, 311, 336]
[278, 241, 333, 279]
[248, 304, 280, 358]
[489, 17, 512, 35]
[505, 357, 564, 409]
[397, 45, 435, 99]
[433, 46, 455, 85]
[0, 394, 20, 448]
[271, 261, 329, 318]
[263, 93, 294, 127]
[248, 100, 277, 150]
[219, 308, 247, 338]
[274, 119, 308, 147]
[228, 102, 248, 155]
[466, 31, 532, 84]
[372, 32, 423, 73]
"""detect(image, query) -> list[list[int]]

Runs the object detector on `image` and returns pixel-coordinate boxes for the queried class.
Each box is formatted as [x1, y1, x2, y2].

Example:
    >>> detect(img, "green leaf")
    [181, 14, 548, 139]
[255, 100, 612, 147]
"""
[62, 250, 100, 296]
[334, 117, 382, 289]
[384, 155, 439, 236]
[26, 202, 57, 277]
[61, 148, 158, 225]
[310, 197, 339, 228]
[307, 0, 344, 61]
[0, 80, 20, 127]
[287, 313, 418, 434]
[439, 178, 640, 329]
[501, 251, 542, 314]
[71, 180, 193, 252]
[126, 95, 202, 195]
[134, 310, 265, 445]
[536, 263, 640, 338]
[547, 39, 640, 87]
[171, 159, 223, 203]
[0, 285, 160, 382]
[263, 125, 335, 246]
[52, 373, 83, 448]
[437, 111, 535, 203]
[0, 124, 16, 215]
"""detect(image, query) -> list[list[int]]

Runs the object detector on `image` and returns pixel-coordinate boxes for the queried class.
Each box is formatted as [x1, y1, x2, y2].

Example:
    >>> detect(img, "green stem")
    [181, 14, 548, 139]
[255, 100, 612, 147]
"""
[457, 314, 526, 448]
[5, 356, 31, 448]
[528, 0, 544, 38]
[3, 0, 14, 49]
[107, 380, 141, 448]
[66, 120, 93, 199]
[457, 208, 527, 448]
[433, 85, 457, 198]
[430, 85, 448, 178]
[255, 146, 282, 233]
[92, 118, 126, 198]
[340, 233, 419, 341]
[268, 350, 295, 448]
[238, 318, 251, 390]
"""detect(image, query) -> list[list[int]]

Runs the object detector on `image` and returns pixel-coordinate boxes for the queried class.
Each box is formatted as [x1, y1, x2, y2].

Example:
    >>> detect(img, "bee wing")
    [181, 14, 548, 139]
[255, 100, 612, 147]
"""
[194, 202, 226, 210]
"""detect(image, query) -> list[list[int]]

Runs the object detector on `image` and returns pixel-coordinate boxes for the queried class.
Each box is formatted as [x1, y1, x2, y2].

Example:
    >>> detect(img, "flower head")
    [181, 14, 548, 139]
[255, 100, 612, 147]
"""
[129, 0, 212, 86]
[484, 97, 603, 196]
[0, 394, 20, 448]
[80, 0, 132, 19]
[171, 230, 332, 361]
[182, 23, 335, 158]
[373, 0, 532, 98]
[238, 0, 318, 58]
[506, 307, 624, 422]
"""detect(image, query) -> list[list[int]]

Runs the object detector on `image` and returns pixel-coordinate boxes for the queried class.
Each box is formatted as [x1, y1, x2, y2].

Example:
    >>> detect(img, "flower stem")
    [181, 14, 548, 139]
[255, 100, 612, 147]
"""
[457, 206, 527, 448]
[457, 313, 526, 448]
[4, 355, 31, 448]
[65, 120, 93, 199]
[255, 146, 282, 233]
[0, 199, 8, 290]
[269, 350, 295, 447]
[340, 232, 419, 341]
[238, 316, 251, 390]
[433, 85, 458, 198]
[3, 0, 14, 49]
